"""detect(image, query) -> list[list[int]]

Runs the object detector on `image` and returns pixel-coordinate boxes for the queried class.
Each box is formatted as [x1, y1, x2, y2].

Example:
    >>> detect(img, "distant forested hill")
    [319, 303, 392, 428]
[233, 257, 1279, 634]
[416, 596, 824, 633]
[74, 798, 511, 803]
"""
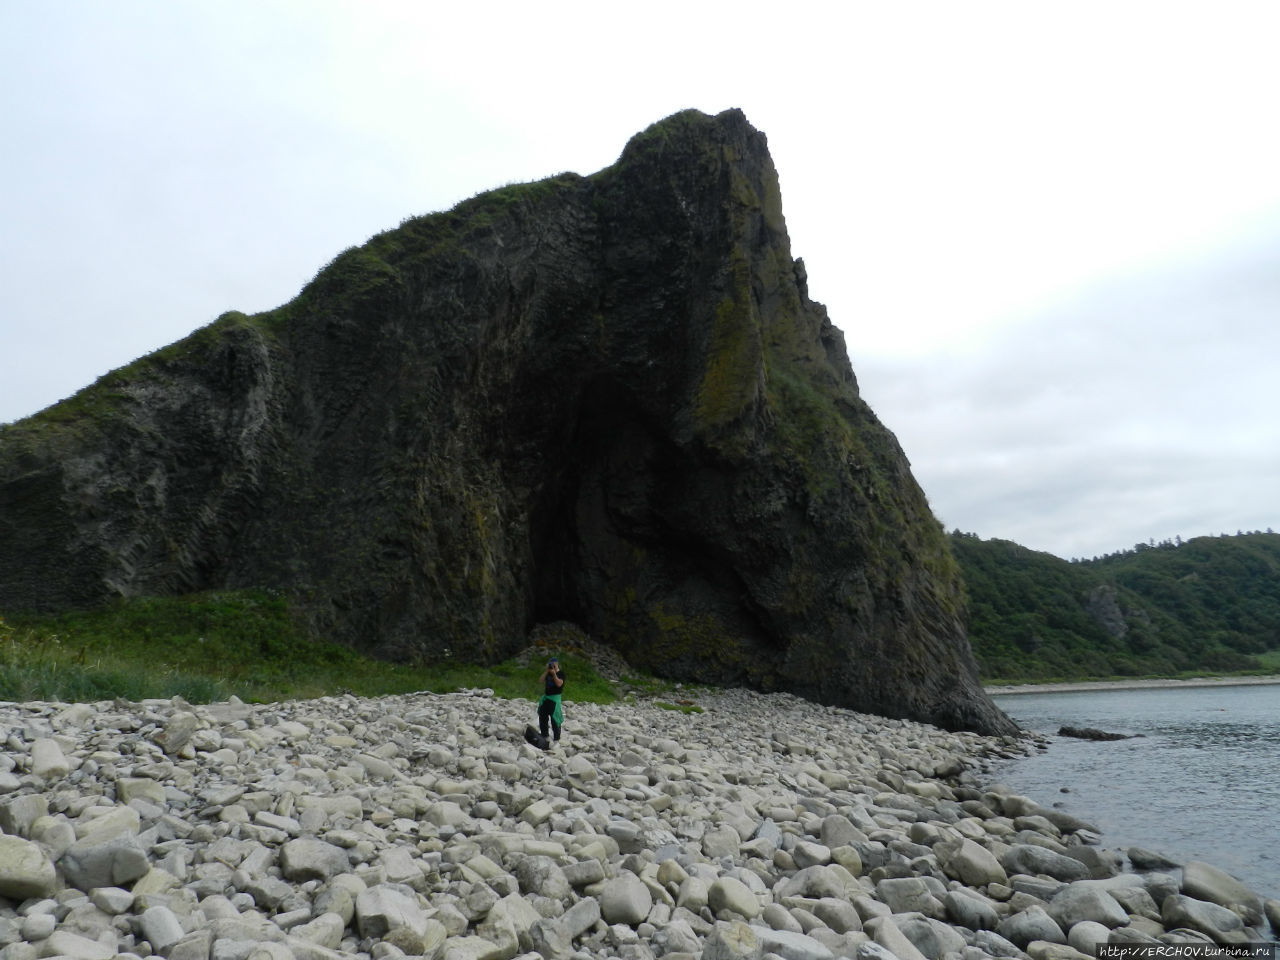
[952, 531, 1280, 681]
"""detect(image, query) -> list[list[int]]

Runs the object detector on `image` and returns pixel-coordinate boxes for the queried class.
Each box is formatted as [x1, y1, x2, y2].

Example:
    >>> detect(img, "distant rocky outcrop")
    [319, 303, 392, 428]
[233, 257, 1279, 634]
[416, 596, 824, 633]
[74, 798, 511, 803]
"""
[1083, 585, 1130, 640]
[1058, 727, 1140, 742]
[0, 109, 1014, 734]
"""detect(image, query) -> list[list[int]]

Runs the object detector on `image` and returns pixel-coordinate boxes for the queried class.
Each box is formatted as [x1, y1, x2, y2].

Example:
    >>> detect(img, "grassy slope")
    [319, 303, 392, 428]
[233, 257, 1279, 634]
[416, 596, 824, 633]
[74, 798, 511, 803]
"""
[0, 591, 658, 707]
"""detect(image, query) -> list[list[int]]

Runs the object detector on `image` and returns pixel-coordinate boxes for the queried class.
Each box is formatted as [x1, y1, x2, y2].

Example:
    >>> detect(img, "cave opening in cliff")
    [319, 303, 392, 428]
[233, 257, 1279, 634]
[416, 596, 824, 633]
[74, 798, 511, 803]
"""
[530, 473, 583, 629]
[528, 377, 667, 635]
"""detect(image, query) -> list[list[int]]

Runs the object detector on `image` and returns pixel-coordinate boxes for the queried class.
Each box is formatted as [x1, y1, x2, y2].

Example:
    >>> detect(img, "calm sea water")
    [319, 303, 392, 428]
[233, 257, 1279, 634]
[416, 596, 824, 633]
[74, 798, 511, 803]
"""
[988, 683, 1280, 902]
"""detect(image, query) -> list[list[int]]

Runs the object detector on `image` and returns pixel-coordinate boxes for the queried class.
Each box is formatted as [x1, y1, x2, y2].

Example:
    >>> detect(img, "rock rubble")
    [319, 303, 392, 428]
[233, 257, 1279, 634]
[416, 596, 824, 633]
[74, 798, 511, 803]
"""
[0, 687, 1274, 960]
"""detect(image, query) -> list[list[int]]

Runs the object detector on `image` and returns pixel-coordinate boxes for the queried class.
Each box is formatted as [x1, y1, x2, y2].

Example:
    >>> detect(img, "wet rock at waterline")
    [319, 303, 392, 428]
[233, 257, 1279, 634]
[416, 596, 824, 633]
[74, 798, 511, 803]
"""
[1056, 728, 1139, 742]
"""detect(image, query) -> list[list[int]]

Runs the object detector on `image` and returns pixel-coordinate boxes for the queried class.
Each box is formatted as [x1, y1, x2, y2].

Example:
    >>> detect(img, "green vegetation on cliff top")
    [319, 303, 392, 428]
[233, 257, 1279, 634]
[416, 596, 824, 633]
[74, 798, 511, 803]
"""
[957, 530, 1280, 682]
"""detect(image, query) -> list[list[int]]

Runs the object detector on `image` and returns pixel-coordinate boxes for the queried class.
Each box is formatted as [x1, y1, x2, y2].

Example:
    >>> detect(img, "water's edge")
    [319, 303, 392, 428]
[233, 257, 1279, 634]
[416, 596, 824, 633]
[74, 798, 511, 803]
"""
[987, 675, 1280, 695]
[990, 684, 1280, 902]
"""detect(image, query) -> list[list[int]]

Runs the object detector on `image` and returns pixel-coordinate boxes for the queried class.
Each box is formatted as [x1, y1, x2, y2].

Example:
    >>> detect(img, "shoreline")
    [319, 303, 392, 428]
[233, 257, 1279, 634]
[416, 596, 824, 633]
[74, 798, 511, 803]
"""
[985, 673, 1280, 696]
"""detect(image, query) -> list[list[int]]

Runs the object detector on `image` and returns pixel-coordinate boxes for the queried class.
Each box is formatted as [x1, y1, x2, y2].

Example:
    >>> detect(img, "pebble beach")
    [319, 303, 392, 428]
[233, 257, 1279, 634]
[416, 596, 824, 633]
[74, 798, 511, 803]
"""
[0, 686, 1276, 960]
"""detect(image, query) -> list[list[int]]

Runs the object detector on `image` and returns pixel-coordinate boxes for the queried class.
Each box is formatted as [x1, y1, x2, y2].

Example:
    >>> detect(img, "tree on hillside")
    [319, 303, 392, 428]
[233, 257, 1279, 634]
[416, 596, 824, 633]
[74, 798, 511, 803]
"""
[953, 531, 1280, 681]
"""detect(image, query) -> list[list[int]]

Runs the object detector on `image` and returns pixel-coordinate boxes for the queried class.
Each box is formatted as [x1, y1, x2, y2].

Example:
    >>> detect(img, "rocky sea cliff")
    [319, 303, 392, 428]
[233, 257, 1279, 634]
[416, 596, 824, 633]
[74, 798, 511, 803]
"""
[0, 108, 1010, 735]
[0, 687, 1274, 960]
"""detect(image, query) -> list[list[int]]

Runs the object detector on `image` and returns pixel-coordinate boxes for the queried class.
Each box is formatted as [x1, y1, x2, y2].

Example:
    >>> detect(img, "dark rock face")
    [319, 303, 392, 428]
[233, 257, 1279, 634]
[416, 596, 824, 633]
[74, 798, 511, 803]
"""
[0, 109, 1015, 734]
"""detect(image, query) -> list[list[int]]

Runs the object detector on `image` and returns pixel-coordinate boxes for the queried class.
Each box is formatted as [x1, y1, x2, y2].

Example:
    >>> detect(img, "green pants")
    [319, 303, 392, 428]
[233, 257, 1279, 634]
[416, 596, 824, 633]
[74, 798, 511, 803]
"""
[538, 694, 563, 739]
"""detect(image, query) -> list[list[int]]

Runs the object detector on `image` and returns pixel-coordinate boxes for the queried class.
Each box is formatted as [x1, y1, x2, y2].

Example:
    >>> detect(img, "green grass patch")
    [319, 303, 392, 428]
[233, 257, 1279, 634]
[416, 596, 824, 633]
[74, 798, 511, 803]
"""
[1253, 649, 1280, 673]
[0, 592, 622, 707]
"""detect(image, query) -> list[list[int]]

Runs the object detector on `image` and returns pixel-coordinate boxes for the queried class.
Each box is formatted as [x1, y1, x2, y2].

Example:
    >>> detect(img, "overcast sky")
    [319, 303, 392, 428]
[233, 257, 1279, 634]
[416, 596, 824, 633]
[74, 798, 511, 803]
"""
[2, 2, 1276, 561]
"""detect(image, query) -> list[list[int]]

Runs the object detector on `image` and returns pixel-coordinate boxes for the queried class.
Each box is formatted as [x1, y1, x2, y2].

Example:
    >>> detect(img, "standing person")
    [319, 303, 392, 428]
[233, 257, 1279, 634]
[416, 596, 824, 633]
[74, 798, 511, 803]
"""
[538, 658, 565, 745]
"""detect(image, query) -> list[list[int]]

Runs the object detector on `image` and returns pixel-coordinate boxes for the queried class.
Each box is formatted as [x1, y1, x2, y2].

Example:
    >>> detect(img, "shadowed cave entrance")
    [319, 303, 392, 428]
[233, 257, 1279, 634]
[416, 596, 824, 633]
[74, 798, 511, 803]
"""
[528, 378, 665, 632]
[525, 379, 773, 674]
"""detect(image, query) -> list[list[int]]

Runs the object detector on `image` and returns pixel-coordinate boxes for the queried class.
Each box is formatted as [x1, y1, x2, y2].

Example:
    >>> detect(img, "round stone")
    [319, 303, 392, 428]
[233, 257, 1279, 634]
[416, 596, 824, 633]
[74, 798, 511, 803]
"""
[600, 874, 652, 926]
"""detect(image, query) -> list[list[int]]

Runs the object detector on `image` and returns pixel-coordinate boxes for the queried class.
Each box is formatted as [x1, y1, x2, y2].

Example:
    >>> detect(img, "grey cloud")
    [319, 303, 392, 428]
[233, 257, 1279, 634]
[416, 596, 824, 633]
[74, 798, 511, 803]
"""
[852, 233, 1280, 559]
